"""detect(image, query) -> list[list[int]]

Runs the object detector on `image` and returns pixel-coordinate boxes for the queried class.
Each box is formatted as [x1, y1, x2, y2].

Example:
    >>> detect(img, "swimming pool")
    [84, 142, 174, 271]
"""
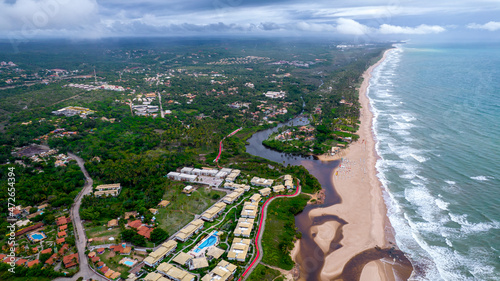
[119, 257, 137, 267]
[123, 260, 134, 266]
[28, 232, 47, 242]
[193, 231, 218, 253]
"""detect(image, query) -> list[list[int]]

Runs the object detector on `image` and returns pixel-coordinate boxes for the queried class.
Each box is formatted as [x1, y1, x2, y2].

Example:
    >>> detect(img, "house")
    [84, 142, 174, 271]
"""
[91, 256, 100, 263]
[57, 231, 67, 238]
[27, 259, 39, 268]
[144, 272, 165, 281]
[100, 266, 109, 274]
[58, 244, 69, 255]
[96, 248, 105, 254]
[96, 261, 105, 269]
[63, 253, 79, 268]
[227, 238, 251, 262]
[157, 262, 196, 281]
[259, 188, 272, 197]
[189, 257, 209, 270]
[124, 211, 138, 220]
[37, 203, 49, 211]
[201, 202, 226, 222]
[250, 177, 274, 187]
[108, 219, 119, 228]
[284, 175, 294, 189]
[222, 188, 245, 204]
[158, 200, 170, 208]
[272, 185, 285, 193]
[206, 247, 225, 260]
[149, 208, 159, 215]
[110, 272, 121, 280]
[233, 218, 255, 238]
[137, 226, 154, 239]
[241, 201, 259, 219]
[59, 224, 68, 231]
[127, 220, 142, 230]
[41, 248, 52, 255]
[88, 252, 96, 258]
[15, 259, 28, 266]
[201, 260, 237, 281]
[56, 238, 65, 244]
[172, 252, 192, 266]
[223, 182, 251, 191]
[105, 269, 116, 279]
[250, 194, 261, 203]
[56, 216, 70, 226]
[144, 240, 177, 267]
[224, 169, 241, 182]
[174, 219, 204, 242]
[182, 185, 194, 195]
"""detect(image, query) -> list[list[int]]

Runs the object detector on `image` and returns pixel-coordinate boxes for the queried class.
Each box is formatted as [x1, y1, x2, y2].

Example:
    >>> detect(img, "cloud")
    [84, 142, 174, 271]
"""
[335, 18, 372, 35]
[467, 21, 500, 31]
[379, 24, 446, 34]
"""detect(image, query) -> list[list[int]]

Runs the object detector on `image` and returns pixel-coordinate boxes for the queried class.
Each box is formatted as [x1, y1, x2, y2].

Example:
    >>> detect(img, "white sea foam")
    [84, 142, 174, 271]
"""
[410, 153, 428, 163]
[470, 175, 493, 181]
[449, 213, 500, 234]
[435, 198, 450, 211]
[444, 180, 456, 185]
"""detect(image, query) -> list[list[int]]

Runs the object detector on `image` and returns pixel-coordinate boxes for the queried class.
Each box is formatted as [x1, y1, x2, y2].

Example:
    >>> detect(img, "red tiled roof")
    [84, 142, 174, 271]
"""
[57, 231, 67, 237]
[45, 258, 55, 265]
[15, 259, 27, 266]
[56, 238, 65, 244]
[137, 227, 153, 239]
[127, 220, 142, 229]
[58, 244, 69, 254]
[15, 223, 44, 236]
[97, 247, 105, 253]
[100, 266, 109, 274]
[41, 248, 52, 254]
[56, 217, 70, 226]
[59, 225, 68, 231]
[63, 253, 78, 268]
[27, 259, 39, 267]
[91, 256, 100, 263]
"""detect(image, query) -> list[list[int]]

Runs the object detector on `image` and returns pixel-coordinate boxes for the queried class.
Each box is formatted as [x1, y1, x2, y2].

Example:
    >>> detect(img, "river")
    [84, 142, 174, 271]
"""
[245, 115, 341, 281]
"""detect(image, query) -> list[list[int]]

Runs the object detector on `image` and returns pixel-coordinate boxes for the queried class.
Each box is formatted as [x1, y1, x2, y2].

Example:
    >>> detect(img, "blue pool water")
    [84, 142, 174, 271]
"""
[30, 233, 45, 240]
[193, 231, 218, 253]
[123, 261, 134, 266]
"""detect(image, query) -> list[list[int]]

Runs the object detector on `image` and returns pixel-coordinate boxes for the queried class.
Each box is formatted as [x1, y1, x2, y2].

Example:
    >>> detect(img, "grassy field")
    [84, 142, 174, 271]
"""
[247, 264, 283, 281]
[156, 183, 225, 234]
[261, 194, 309, 270]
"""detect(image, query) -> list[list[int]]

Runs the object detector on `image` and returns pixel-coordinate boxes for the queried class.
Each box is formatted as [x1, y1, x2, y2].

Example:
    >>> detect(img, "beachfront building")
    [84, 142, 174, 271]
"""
[259, 188, 272, 197]
[157, 262, 196, 281]
[272, 185, 285, 193]
[144, 240, 178, 267]
[94, 183, 121, 197]
[174, 219, 204, 242]
[233, 218, 255, 238]
[250, 176, 274, 187]
[223, 182, 251, 191]
[222, 188, 245, 204]
[172, 252, 192, 266]
[224, 169, 241, 182]
[201, 202, 226, 222]
[227, 238, 251, 262]
[240, 201, 259, 219]
[250, 193, 261, 203]
[201, 260, 237, 281]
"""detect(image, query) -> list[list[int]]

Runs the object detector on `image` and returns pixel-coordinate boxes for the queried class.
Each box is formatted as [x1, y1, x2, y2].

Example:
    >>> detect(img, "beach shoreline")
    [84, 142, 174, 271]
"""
[304, 48, 412, 281]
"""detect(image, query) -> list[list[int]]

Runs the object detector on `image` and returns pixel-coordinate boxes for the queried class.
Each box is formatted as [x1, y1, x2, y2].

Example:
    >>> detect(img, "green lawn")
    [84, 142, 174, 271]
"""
[247, 264, 282, 281]
[156, 185, 224, 234]
[261, 194, 309, 270]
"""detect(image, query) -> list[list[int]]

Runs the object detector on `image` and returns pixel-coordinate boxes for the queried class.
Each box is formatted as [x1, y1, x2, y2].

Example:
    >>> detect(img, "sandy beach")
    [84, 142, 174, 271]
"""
[304, 48, 411, 281]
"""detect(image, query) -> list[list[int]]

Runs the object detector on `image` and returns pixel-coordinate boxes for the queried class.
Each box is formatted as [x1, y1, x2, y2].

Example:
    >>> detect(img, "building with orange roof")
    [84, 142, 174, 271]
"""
[27, 259, 39, 267]
[56, 237, 65, 244]
[57, 231, 67, 238]
[63, 253, 78, 268]
[41, 248, 52, 255]
[58, 244, 69, 255]
[15, 259, 27, 266]
[59, 225, 68, 231]
[127, 219, 142, 229]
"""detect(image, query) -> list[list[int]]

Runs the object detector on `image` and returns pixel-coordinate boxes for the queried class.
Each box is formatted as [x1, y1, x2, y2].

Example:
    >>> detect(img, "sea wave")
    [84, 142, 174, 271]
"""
[470, 175, 494, 181]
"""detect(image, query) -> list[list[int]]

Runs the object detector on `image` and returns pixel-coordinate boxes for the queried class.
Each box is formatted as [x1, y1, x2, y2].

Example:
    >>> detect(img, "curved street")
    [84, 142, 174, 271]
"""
[239, 179, 301, 281]
[54, 153, 103, 281]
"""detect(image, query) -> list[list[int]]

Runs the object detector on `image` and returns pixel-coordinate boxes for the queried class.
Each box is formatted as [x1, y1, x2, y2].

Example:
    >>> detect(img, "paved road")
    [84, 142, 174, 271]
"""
[239, 180, 301, 281]
[54, 153, 104, 281]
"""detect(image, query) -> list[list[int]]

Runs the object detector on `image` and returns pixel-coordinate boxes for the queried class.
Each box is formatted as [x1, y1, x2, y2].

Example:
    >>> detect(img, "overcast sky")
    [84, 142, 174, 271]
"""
[1, 0, 499, 41]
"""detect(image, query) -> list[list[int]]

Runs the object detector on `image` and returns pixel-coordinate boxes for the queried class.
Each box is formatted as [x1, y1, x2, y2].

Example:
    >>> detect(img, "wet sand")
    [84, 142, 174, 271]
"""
[304, 48, 413, 280]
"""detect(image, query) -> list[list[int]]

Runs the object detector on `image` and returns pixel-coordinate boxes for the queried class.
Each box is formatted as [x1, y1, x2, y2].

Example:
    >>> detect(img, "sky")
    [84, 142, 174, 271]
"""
[1, 0, 499, 41]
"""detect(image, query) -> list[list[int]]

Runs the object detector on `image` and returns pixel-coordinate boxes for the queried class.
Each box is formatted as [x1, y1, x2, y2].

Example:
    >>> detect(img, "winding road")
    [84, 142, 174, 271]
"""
[239, 179, 301, 281]
[54, 153, 103, 281]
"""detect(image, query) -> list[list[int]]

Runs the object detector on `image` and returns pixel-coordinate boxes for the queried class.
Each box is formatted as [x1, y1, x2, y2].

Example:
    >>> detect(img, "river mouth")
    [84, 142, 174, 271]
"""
[246, 115, 342, 280]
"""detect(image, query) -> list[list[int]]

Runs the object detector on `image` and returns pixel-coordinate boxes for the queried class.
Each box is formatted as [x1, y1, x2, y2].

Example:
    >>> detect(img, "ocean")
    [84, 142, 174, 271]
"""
[368, 44, 500, 280]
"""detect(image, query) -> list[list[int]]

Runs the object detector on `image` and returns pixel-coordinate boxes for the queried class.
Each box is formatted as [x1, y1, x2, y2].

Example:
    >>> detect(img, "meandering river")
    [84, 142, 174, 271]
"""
[245, 116, 341, 281]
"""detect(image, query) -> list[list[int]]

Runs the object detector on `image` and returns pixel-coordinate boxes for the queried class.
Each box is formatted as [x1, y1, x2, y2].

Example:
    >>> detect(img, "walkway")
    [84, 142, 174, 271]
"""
[239, 179, 301, 281]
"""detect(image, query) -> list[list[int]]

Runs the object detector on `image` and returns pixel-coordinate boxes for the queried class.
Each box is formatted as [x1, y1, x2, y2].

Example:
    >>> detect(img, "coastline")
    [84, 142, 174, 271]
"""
[305, 48, 412, 280]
